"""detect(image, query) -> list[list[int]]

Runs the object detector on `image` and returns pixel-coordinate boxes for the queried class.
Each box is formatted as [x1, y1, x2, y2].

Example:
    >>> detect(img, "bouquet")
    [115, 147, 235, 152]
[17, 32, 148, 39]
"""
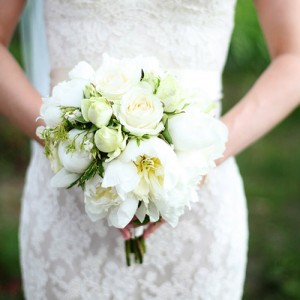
[37, 54, 228, 266]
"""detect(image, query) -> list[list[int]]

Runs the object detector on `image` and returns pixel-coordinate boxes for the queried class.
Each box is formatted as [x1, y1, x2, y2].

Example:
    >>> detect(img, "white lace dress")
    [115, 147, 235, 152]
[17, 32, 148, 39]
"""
[20, 1, 248, 299]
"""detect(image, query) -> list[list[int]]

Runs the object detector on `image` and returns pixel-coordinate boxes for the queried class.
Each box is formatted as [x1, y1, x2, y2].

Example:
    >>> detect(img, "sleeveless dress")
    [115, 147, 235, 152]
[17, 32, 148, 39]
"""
[20, 1, 248, 299]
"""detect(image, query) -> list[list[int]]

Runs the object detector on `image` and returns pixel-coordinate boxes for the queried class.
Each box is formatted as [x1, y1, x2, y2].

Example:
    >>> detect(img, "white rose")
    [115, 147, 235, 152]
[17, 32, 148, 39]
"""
[81, 97, 113, 127]
[52, 79, 88, 108]
[68, 61, 95, 81]
[113, 85, 164, 136]
[94, 126, 126, 153]
[84, 175, 139, 228]
[94, 54, 141, 101]
[156, 73, 186, 113]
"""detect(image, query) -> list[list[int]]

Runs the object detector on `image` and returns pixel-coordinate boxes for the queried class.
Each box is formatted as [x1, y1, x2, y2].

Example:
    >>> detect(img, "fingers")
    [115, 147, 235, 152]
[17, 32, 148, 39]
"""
[143, 220, 164, 239]
[118, 217, 141, 240]
[197, 175, 207, 188]
[118, 228, 131, 240]
[119, 219, 165, 240]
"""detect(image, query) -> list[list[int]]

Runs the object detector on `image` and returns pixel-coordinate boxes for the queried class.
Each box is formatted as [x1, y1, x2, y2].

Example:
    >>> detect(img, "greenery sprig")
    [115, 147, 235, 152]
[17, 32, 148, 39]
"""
[68, 157, 104, 189]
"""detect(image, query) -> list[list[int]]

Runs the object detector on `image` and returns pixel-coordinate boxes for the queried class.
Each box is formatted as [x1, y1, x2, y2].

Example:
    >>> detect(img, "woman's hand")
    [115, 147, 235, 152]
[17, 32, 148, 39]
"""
[119, 219, 165, 240]
[119, 174, 208, 240]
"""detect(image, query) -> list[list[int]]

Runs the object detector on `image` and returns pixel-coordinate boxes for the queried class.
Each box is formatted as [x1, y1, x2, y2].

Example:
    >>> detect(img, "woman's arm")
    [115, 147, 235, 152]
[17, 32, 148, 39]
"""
[125, 1, 300, 239]
[218, 0, 300, 164]
[0, 0, 44, 142]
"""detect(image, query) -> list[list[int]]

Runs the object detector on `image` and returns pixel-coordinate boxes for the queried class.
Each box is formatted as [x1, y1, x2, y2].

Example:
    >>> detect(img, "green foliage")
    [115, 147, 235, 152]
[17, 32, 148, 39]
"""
[227, 0, 270, 72]
[68, 157, 104, 189]
[160, 117, 173, 145]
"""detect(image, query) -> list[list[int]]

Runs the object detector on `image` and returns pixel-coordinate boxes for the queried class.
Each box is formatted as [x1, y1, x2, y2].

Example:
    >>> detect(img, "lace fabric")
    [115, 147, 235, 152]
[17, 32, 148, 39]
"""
[20, 1, 248, 299]
[44, 0, 236, 71]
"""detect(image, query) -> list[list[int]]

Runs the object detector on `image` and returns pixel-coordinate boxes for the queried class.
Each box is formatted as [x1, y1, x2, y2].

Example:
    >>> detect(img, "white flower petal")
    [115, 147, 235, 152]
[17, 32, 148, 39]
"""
[58, 129, 94, 174]
[136, 202, 147, 223]
[148, 201, 160, 222]
[168, 108, 228, 157]
[108, 197, 139, 228]
[50, 168, 80, 188]
[114, 86, 164, 136]
[69, 61, 95, 81]
[120, 137, 180, 191]
[52, 79, 88, 107]
[102, 159, 140, 193]
[43, 105, 62, 128]
[94, 54, 141, 100]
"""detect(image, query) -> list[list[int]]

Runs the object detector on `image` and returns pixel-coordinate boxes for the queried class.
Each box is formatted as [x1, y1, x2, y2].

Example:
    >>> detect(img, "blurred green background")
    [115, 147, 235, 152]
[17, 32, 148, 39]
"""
[0, 1, 300, 299]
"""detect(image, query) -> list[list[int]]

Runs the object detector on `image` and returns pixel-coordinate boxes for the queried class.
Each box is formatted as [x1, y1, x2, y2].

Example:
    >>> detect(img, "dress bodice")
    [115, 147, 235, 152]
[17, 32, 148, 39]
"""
[44, 0, 236, 72]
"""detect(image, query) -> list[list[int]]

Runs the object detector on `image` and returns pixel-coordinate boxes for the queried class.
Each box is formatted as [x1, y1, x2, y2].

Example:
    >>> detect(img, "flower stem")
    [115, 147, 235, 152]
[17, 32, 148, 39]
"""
[124, 236, 146, 266]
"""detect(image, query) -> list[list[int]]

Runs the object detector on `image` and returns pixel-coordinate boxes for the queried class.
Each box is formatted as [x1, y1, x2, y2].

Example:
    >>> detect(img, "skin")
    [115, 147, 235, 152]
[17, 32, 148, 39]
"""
[0, 0, 43, 142]
[0, 0, 300, 239]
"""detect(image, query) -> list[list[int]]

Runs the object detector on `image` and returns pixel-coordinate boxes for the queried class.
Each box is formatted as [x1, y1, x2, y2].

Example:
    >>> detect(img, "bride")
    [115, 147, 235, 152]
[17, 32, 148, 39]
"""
[1, 0, 300, 299]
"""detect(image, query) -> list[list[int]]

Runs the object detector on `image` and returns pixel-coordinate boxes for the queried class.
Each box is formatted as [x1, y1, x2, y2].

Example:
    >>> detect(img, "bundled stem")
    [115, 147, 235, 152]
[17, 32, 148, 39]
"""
[125, 236, 146, 266]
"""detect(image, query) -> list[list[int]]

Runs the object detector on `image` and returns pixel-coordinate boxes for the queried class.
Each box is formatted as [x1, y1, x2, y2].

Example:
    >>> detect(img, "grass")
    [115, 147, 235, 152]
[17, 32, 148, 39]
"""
[1, 0, 300, 299]
[223, 71, 300, 300]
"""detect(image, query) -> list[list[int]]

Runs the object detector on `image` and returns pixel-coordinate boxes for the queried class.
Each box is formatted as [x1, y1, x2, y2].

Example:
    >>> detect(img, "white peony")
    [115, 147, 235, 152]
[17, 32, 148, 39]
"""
[68, 61, 95, 81]
[168, 106, 228, 186]
[51, 129, 94, 188]
[52, 79, 88, 108]
[84, 175, 139, 228]
[102, 137, 186, 226]
[40, 97, 62, 128]
[176, 150, 213, 187]
[168, 107, 228, 157]
[94, 54, 141, 101]
[41, 70, 90, 128]
[113, 85, 164, 136]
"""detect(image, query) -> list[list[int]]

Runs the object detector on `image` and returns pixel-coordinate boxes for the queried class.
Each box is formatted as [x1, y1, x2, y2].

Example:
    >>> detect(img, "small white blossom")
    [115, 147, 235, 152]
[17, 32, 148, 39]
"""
[83, 140, 94, 152]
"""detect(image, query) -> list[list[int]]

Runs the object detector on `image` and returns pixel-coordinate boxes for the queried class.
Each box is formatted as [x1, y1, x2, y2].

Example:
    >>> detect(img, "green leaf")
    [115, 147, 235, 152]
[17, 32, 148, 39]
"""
[97, 160, 104, 177]
[161, 118, 173, 145]
[133, 215, 150, 226]
[75, 115, 89, 123]
[67, 157, 103, 189]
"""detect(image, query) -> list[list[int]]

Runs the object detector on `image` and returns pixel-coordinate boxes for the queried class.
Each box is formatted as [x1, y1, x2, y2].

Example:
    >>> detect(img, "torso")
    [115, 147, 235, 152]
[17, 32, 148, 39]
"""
[44, 0, 236, 71]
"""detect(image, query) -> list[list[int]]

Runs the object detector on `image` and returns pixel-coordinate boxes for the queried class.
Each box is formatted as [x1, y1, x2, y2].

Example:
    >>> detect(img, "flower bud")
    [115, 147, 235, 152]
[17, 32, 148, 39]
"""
[156, 74, 186, 113]
[81, 97, 112, 127]
[94, 126, 124, 153]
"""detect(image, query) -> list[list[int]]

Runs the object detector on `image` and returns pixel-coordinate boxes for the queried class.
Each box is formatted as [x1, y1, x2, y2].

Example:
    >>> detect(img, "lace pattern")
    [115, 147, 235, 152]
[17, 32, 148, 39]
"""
[21, 143, 247, 300]
[44, 0, 236, 71]
[20, 0, 249, 299]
